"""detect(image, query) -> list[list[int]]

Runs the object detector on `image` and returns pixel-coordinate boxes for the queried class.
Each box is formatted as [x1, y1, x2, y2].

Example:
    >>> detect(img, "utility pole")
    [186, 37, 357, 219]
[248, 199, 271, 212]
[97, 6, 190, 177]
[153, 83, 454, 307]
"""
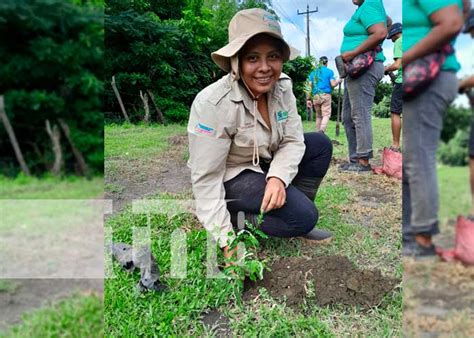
[297, 4, 318, 57]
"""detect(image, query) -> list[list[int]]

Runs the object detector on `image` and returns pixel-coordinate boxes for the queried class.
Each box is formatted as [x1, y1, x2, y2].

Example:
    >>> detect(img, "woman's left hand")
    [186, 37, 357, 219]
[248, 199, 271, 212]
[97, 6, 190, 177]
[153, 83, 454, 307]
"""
[261, 177, 286, 213]
[341, 51, 355, 63]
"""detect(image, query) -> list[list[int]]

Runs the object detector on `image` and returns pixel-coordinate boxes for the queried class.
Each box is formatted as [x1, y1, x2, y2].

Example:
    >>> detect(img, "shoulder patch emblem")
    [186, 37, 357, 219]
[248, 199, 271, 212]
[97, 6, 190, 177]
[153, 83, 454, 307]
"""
[276, 110, 288, 122]
[195, 123, 215, 136]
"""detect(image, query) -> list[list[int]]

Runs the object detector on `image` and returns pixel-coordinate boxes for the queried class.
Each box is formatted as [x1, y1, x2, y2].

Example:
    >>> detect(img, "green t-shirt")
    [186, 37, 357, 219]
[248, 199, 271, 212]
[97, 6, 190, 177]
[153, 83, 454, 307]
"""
[393, 36, 403, 84]
[403, 0, 463, 72]
[340, 0, 387, 62]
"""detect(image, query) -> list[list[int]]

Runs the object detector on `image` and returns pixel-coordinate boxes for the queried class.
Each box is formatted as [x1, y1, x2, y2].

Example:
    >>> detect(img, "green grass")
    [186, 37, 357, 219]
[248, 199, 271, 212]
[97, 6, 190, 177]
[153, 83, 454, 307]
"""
[438, 165, 470, 221]
[303, 118, 394, 159]
[104, 123, 187, 160]
[1, 295, 103, 338]
[0, 280, 17, 293]
[0, 175, 103, 199]
[104, 117, 402, 336]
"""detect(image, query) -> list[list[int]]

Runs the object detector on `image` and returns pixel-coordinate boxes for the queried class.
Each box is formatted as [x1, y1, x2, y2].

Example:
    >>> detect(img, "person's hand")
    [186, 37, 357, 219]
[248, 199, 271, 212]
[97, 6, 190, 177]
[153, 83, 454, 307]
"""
[306, 99, 313, 109]
[222, 245, 237, 267]
[260, 177, 286, 213]
[341, 51, 355, 63]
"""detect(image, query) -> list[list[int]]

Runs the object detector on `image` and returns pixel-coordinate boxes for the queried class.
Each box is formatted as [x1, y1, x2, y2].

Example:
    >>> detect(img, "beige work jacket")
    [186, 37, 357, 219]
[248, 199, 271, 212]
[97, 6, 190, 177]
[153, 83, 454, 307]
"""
[187, 73, 305, 247]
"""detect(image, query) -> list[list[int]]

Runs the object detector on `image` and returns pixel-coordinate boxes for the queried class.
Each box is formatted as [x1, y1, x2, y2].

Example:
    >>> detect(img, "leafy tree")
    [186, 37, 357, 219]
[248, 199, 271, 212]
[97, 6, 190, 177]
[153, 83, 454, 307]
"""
[0, 0, 104, 176]
[371, 95, 391, 118]
[283, 56, 315, 119]
[441, 105, 471, 143]
[104, 0, 275, 123]
[374, 82, 393, 105]
[438, 129, 469, 166]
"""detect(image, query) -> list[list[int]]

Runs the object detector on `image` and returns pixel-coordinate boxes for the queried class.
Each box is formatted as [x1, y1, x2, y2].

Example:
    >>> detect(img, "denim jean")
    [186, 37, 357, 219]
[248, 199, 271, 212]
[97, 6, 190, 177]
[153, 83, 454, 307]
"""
[342, 61, 384, 162]
[402, 71, 458, 241]
[224, 132, 333, 237]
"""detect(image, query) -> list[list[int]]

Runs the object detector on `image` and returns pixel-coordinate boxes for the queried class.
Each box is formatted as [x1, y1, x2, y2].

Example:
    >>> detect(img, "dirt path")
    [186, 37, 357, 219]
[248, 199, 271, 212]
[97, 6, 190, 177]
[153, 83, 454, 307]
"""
[105, 134, 191, 215]
[403, 221, 474, 337]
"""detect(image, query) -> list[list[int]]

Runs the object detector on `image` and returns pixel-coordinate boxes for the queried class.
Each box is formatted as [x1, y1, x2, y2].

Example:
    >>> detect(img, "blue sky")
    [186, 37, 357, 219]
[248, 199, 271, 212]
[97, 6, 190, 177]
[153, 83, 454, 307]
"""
[271, 0, 473, 107]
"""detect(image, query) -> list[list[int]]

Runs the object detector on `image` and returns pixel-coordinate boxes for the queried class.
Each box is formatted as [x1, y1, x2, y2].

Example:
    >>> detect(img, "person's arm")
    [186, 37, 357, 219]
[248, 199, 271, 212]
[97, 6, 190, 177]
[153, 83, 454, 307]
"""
[188, 98, 235, 250]
[462, 0, 471, 20]
[385, 58, 402, 72]
[330, 78, 342, 88]
[304, 72, 313, 107]
[459, 75, 474, 91]
[386, 15, 393, 28]
[403, 4, 463, 66]
[342, 23, 387, 62]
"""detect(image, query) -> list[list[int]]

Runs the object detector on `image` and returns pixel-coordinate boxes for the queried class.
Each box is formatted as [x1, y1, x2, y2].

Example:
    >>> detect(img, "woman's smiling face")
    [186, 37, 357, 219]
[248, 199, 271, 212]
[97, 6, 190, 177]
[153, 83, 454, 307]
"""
[239, 34, 284, 97]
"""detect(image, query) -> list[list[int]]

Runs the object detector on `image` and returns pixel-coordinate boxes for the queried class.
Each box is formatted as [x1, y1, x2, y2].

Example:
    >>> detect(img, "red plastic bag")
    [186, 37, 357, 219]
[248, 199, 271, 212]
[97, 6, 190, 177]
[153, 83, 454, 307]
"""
[372, 148, 402, 180]
[437, 216, 474, 265]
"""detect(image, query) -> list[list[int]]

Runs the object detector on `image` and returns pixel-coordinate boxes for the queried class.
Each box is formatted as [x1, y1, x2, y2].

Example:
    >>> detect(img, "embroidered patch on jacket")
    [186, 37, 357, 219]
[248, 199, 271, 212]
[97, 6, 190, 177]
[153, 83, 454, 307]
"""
[276, 110, 288, 122]
[195, 123, 215, 136]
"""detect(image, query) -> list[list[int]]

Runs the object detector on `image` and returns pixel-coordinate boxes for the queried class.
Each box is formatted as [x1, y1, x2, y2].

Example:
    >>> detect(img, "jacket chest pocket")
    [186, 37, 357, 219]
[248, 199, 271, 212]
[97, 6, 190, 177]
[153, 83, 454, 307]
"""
[233, 125, 270, 148]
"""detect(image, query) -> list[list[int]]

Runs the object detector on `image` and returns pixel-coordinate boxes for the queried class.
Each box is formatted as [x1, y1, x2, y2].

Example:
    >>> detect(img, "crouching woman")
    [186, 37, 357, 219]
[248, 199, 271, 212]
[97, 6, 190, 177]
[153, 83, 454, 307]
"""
[187, 8, 333, 260]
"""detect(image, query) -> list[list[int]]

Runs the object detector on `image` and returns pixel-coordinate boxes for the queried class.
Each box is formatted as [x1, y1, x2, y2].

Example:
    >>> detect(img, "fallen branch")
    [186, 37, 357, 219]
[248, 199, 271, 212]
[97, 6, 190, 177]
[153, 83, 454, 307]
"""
[0, 95, 31, 175]
[58, 118, 91, 178]
[111, 75, 131, 123]
[146, 89, 165, 125]
[45, 119, 62, 176]
[139, 90, 150, 124]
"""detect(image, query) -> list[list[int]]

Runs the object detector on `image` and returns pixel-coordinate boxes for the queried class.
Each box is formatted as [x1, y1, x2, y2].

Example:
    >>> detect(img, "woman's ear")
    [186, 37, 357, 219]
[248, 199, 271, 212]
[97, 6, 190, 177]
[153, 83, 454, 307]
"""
[231, 56, 240, 81]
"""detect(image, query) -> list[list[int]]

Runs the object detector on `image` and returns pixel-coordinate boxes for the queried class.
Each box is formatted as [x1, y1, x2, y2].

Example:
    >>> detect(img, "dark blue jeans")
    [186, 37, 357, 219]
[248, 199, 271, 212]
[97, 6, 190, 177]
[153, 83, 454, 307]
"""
[224, 132, 333, 237]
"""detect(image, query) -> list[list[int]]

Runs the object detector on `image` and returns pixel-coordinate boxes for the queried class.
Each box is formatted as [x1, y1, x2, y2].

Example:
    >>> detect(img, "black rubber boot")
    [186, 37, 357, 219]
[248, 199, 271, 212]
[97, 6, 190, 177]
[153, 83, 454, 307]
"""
[292, 177, 324, 202]
[293, 177, 333, 241]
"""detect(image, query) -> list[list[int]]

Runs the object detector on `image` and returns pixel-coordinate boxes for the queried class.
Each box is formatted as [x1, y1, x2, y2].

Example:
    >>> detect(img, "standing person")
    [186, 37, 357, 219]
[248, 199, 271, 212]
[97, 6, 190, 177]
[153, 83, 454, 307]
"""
[338, 0, 388, 173]
[384, 23, 403, 152]
[305, 56, 342, 133]
[458, 8, 474, 221]
[188, 9, 334, 262]
[402, 0, 466, 257]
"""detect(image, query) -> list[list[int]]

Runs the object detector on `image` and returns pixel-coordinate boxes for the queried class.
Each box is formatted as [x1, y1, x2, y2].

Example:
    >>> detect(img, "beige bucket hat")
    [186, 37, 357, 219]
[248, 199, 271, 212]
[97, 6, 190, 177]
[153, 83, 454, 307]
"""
[211, 8, 300, 73]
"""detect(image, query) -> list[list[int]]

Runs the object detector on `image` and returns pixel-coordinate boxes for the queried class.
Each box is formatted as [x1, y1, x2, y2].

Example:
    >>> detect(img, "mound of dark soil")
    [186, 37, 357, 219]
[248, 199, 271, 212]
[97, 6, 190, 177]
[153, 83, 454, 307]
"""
[244, 255, 399, 309]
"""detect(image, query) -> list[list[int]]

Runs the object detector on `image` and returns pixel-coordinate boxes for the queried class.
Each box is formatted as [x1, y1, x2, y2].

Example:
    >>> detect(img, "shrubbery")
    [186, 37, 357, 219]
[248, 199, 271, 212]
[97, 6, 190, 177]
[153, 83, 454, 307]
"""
[0, 0, 104, 176]
[438, 129, 470, 166]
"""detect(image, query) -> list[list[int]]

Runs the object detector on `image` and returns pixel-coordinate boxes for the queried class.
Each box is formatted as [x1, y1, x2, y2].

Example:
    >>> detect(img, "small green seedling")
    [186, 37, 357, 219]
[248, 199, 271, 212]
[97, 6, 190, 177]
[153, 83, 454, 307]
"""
[225, 213, 269, 281]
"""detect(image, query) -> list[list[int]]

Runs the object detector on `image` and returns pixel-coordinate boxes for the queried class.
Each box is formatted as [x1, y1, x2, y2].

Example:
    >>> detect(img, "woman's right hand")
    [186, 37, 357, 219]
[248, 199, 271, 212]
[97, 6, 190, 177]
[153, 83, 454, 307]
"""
[222, 245, 238, 267]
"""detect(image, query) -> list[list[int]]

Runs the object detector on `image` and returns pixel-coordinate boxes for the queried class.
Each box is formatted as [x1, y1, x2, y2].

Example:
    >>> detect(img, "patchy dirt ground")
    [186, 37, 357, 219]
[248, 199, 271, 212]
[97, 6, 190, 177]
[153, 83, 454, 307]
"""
[403, 220, 474, 337]
[244, 255, 399, 309]
[201, 309, 233, 337]
[105, 134, 191, 215]
[0, 279, 103, 332]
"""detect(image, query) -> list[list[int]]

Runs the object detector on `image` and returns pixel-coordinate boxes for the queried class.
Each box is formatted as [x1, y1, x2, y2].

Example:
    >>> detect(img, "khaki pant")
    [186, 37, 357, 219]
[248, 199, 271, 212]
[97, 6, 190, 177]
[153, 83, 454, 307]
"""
[312, 93, 332, 132]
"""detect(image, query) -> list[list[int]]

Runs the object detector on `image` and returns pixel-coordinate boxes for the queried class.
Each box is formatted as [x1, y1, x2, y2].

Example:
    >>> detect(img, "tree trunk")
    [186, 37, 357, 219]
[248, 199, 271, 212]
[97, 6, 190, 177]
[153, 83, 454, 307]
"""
[139, 90, 150, 124]
[111, 75, 131, 123]
[0, 95, 31, 175]
[146, 89, 165, 125]
[57, 118, 91, 178]
[45, 119, 62, 176]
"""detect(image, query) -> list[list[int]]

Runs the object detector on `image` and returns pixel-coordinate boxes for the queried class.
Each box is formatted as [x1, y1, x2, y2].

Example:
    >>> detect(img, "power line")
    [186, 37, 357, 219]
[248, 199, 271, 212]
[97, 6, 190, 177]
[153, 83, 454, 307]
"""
[273, 2, 306, 35]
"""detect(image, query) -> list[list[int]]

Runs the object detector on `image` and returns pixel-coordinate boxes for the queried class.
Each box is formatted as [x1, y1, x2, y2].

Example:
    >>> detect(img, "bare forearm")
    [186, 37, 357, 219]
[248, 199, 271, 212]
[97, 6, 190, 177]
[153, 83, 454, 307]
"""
[403, 6, 463, 66]
[385, 59, 402, 72]
[350, 33, 385, 56]
[460, 75, 474, 90]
